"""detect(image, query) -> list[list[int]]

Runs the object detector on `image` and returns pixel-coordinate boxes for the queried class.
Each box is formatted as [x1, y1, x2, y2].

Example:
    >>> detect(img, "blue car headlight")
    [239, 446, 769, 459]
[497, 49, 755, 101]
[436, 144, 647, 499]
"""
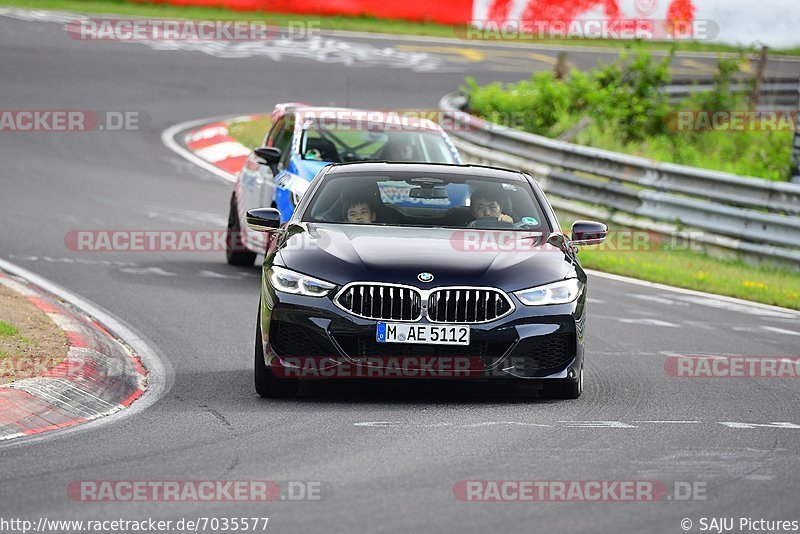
[268, 266, 335, 297]
[514, 278, 583, 306]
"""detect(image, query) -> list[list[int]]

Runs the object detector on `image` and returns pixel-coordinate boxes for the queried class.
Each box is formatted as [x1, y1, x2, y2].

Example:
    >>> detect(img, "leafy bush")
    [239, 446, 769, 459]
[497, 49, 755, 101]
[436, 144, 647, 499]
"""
[682, 55, 747, 112]
[465, 48, 793, 181]
[589, 50, 673, 142]
[465, 73, 572, 136]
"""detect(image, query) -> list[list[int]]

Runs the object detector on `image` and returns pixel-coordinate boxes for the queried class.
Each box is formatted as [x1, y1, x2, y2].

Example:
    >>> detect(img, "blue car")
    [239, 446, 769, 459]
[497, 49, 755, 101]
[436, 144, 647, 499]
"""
[226, 103, 463, 265]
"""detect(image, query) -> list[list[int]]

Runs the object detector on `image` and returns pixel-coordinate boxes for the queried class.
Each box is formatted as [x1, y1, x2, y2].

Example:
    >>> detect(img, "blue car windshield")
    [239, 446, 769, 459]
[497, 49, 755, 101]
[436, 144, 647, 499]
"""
[299, 119, 458, 164]
[303, 173, 549, 232]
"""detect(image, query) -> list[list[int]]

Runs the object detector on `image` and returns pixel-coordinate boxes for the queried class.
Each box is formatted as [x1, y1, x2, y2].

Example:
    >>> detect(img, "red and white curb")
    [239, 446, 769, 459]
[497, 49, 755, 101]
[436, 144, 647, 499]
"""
[162, 114, 262, 183]
[0, 271, 147, 441]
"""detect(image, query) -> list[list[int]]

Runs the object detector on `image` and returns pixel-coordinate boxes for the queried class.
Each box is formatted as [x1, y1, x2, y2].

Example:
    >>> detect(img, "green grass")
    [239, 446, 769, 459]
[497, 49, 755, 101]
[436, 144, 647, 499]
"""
[564, 222, 800, 309]
[228, 116, 270, 149]
[0, 321, 19, 337]
[571, 122, 793, 181]
[578, 248, 800, 309]
[228, 115, 270, 149]
[3, 0, 799, 55]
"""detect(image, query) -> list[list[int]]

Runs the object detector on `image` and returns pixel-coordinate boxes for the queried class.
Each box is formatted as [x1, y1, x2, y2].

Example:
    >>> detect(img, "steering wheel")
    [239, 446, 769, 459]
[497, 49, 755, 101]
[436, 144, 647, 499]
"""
[473, 216, 514, 229]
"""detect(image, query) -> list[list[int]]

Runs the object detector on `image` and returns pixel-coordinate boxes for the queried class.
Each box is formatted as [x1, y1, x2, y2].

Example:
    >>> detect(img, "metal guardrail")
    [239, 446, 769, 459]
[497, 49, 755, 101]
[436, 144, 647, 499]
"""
[438, 92, 800, 265]
[666, 78, 799, 109]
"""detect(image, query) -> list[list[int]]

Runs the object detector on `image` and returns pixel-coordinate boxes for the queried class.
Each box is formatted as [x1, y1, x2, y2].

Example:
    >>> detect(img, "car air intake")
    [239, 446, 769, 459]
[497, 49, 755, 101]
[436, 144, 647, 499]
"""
[428, 288, 513, 323]
[512, 334, 573, 373]
[270, 321, 328, 357]
[337, 284, 422, 321]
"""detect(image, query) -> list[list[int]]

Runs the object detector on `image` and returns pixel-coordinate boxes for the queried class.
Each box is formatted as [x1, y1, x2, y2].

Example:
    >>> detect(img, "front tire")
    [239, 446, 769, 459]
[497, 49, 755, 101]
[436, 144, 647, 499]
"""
[255, 308, 299, 399]
[226, 196, 257, 266]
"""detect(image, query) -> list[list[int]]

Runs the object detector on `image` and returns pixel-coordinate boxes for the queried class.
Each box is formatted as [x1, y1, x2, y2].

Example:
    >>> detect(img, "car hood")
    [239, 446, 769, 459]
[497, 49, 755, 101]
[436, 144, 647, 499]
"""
[277, 223, 574, 292]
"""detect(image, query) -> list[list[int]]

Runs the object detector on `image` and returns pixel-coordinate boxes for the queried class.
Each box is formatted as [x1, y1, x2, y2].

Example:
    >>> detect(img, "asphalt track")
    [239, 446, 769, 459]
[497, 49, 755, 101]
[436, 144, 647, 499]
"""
[1, 11, 800, 534]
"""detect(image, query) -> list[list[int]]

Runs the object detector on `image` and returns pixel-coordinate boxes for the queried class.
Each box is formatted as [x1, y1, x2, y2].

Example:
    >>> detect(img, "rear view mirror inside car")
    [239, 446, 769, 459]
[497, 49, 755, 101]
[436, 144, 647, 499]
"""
[409, 186, 448, 199]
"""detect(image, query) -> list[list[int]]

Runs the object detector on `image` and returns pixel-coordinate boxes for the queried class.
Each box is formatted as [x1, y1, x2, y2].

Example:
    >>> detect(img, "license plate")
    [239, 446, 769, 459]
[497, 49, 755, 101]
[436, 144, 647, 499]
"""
[376, 323, 470, 345]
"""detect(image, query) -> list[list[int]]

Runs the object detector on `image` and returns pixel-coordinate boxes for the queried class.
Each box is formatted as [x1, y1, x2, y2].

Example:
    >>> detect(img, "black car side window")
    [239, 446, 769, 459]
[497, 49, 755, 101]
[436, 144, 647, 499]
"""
[265, 117, 285, 148]
[277, 115, 295, 169]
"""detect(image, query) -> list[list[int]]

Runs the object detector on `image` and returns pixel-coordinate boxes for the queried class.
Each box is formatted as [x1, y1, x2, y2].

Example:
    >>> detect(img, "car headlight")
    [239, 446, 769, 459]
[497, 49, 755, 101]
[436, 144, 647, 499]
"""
[514, 278, 583, 306]
[268, 266, 335, 297]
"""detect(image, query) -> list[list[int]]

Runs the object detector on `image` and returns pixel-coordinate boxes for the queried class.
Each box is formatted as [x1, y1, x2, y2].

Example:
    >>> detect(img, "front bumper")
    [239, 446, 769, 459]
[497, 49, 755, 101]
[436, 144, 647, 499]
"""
[259, 281, 586, 381]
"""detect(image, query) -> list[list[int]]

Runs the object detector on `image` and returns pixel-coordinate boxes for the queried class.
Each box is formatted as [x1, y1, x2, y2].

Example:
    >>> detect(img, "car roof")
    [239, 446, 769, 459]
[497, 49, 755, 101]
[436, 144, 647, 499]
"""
[272, 103, 444, 132]
[324, 161, 526, 180]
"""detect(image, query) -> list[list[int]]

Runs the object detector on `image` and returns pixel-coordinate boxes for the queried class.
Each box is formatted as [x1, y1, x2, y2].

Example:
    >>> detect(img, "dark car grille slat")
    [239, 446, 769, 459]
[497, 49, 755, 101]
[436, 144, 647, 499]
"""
[427, 288, 512, 324]
[337, 284, 422, 321]
[337, 284, 512, 323]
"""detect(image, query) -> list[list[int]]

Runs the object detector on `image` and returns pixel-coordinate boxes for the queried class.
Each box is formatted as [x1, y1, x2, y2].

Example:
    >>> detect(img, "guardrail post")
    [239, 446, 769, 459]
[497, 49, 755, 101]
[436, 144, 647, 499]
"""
[750, 45, 769, 109]
[555, 52, 569, 80]
[790, 78, 800, 184]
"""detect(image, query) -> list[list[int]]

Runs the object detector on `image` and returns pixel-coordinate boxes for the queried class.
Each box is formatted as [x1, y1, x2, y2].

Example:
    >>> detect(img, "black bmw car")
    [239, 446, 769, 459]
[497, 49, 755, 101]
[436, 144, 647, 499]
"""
[246, 162, 607, 399]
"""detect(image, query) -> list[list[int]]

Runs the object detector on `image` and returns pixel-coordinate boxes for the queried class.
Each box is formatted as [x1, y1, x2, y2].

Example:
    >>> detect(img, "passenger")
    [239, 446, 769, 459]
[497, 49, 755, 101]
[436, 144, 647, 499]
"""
[342, 192, 379, 224]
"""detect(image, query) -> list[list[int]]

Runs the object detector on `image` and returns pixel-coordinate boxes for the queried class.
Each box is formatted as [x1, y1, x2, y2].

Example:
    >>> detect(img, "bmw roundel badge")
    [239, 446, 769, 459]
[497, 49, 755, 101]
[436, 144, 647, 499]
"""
[417, 272, 434, 283]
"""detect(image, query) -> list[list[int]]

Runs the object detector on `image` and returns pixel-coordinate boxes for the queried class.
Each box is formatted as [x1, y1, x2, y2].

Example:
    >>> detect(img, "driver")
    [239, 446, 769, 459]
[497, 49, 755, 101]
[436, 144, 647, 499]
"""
[469, 187, 513, 225]
[381, 138, 416, 161]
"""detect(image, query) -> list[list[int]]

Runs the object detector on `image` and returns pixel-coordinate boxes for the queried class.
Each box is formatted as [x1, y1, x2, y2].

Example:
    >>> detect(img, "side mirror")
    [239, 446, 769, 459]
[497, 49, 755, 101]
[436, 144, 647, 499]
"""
[571, 220, 607, 246]
[254, 147, 281, 166]
[246, 208, 282, 232]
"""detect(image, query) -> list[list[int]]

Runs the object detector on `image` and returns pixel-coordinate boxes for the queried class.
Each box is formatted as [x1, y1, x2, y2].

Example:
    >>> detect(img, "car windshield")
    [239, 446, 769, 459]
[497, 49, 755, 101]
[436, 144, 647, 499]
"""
[303, 172, 549, 231]
[299, 119, 457, 164]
